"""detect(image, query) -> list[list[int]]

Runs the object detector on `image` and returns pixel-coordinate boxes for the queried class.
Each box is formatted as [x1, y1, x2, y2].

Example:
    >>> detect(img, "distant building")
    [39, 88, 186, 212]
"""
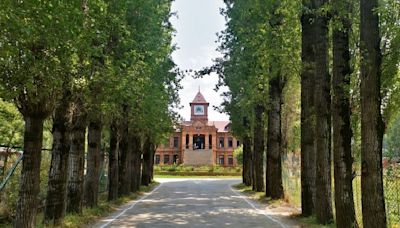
[155, 91, 239, 166]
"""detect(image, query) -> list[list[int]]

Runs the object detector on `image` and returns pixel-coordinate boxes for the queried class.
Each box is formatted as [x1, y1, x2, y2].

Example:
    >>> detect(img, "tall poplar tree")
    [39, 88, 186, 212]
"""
[360, 0, 387, 226]
[332, 0, 357, 226]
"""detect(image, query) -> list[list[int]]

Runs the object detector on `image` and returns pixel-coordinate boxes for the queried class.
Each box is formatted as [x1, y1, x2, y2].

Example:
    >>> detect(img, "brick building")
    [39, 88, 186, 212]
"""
[155, 91, 239, 166]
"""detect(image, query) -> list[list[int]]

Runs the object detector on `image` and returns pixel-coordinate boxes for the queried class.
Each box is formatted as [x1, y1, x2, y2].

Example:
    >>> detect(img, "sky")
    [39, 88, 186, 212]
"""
[170, 0, 229, 121]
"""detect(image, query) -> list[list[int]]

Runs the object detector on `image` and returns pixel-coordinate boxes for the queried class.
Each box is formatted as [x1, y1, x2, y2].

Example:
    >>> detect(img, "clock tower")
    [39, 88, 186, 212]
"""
[190, 90, 209, 122]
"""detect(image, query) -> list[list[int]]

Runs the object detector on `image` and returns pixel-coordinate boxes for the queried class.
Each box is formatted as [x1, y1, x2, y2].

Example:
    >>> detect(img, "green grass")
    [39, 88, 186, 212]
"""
[0, 183, 159, 228]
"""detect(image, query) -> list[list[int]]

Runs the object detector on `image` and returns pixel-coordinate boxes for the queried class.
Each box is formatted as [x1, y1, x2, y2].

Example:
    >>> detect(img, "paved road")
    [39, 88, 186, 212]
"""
[94, 178, 289, 228]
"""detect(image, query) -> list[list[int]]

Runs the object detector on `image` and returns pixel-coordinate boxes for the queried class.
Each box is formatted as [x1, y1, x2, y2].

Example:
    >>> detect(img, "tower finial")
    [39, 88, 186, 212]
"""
[198, 86, 200, 92]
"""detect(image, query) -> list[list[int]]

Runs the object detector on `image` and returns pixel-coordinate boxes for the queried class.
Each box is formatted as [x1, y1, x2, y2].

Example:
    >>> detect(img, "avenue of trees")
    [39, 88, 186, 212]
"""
[201, 0, 399, 227]
[0, 0, 180, 227]
[0, 0, 399, 228]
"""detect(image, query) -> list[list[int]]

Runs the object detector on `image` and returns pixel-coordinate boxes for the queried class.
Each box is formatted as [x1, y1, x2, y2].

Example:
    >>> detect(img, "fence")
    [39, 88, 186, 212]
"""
[0, 150, 109, 222]
[282, 153, 400, 227]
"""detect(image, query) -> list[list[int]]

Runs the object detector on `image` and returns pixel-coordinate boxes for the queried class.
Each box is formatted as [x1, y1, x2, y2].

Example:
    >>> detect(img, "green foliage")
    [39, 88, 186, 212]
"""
[234, 145, 243, 165]
[0, 100, 23, 147]
[154, 165, 242, 175]
[384, 115, 400, 157]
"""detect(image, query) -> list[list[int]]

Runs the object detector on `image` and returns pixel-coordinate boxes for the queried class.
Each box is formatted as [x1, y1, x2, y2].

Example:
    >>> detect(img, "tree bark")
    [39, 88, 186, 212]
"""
[313, 0, 333, 224]
[118, 114, 130, 196]
[253, 104, 265, 192]
[332, 1, 357, 227]
[14, 116, 45, 228]
[44, 91, 72, 225]
[149, 144, 155, 181]
[108, 120, 119, 201]
[266, 76, 284, 199]
[129, 132, 141, 192]
[141, 137, 152, 186]
[67, 99, 87, 214]
[300, 1, 317, 216]
[242, 135, 252, 186]
[83, 115, 102, 207]
[360, 0, 387, 227]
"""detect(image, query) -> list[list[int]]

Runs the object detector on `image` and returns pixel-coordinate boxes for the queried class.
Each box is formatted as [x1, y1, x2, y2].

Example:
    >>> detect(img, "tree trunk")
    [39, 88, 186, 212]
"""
[14, 116, 45, 228]
[360, 0, 387, 227]
[44, 92, 72, 225]
[242, 136, 252, 186]
[108, 120, 119, 201]
[67, 100, 87, 214]
[266, 76, 284, 199]
[149, 144, 155, 181]
[332, 1, 357, 227]
[313, 0, 333, 224]
[141, 136, 154, 186]
[300, 1, 317, 216]
[253, 104, 265, 192]
[84, 115, 102, 207]
[118, 116, 130, 196]
[136, 149, 142, 190]
[129, 132, 141, 192]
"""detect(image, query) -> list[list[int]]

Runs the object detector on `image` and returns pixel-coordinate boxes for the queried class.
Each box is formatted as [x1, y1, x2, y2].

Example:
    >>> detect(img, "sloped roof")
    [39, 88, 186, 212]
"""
[191, 91, 208, 104]
[180, 120, 231, 132]
[208, 121, 230, 132]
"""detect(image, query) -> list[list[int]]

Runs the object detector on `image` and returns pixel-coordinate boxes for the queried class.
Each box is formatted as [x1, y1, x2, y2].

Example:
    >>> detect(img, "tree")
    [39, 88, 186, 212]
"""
[313, 0, 333, 224]
[67, 97, 87, 214]
[0, 1, 82, 226]
[265, 0, 285, 200]
[300, 0, 317, 217]
[332, 0, 357, 226]
[360, 0, 387, 226]
[44, 89, 73, 225]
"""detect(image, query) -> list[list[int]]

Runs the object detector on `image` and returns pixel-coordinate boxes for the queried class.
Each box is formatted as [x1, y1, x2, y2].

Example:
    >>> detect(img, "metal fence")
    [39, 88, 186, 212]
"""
[282, 153, 400, 227]
[0, 150, 109, 221]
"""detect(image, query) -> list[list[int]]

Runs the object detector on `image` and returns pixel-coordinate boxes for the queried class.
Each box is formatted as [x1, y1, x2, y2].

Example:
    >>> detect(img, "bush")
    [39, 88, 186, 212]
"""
[234, 146, 243, 165]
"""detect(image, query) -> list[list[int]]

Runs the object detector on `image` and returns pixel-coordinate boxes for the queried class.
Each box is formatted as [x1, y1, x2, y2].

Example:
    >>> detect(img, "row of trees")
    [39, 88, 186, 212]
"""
[0, 0, 180, 227]
[205, 0, 399, 227]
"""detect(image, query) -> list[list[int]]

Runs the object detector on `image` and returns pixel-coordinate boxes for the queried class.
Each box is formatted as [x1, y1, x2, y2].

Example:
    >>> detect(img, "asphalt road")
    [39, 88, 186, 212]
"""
[93, 178, 289, 228]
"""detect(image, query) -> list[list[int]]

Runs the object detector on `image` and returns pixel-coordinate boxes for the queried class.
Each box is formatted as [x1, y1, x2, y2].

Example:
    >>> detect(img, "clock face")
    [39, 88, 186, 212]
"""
[194, 105, 205, 115]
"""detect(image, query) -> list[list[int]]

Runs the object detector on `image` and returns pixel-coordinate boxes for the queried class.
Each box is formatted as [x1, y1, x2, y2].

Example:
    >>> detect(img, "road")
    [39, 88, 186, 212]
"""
[93, 178, 290, 228]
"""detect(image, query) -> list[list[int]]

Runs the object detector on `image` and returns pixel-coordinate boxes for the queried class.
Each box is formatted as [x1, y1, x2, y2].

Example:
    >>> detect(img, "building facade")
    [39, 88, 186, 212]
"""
[155, 91, 239, 166]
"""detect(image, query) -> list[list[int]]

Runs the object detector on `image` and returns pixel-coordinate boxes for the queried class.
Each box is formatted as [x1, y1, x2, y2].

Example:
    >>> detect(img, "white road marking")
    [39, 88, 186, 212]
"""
[229, 185, 287, 228]
[99, 183, 163, 228]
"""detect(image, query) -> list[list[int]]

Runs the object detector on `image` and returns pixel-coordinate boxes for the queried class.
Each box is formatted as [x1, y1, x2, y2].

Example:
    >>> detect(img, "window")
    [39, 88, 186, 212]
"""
[155, 155, 160, 165]
[209, 135, 212, 149]
[186, 134, 189, 149]
[173, 155, 178, 164]
[164, 155, 170, 164]
[228, 137, 233, 148]
[219, 137, 225, 148]
[237, 140, 240, 147]
[173, 137, 179, 148]
[228, 155, 233, 165]
[218, 155, 225, 165]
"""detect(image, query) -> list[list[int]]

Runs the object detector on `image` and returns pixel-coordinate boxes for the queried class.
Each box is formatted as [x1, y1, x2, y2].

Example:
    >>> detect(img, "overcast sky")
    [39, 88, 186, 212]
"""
[170, 0, 229, 121]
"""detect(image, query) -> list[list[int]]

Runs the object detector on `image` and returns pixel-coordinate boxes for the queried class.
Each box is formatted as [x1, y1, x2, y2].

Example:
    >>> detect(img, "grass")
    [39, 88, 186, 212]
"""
[1, 183, 159, 228]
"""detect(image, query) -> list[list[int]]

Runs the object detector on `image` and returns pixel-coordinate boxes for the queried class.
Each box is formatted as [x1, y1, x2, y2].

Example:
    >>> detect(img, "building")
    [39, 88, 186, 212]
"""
[155, 91, 240, 166]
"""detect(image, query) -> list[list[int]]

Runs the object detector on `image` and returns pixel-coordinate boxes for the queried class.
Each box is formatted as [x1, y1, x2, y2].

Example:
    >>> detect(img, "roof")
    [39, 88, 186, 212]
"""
[208, 121, 230, 132]
[191, 91, 208, 104]
[180, 120, 231, 132]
